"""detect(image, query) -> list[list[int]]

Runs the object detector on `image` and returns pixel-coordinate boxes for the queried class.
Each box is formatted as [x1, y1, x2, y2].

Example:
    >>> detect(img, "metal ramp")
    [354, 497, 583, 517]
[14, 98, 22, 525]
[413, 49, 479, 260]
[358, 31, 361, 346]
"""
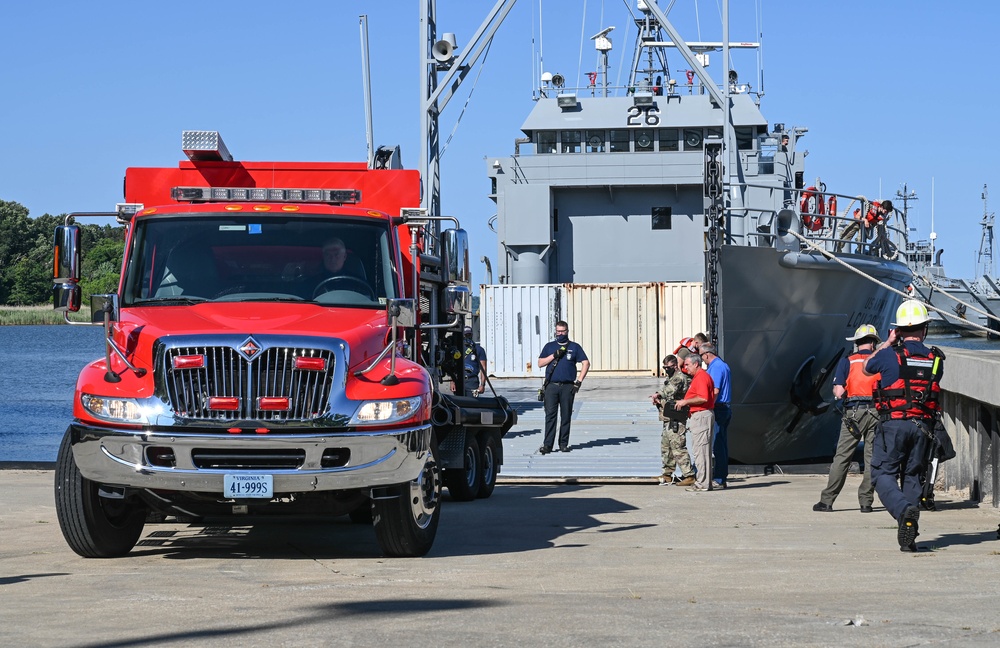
[487, 376, 663, 479]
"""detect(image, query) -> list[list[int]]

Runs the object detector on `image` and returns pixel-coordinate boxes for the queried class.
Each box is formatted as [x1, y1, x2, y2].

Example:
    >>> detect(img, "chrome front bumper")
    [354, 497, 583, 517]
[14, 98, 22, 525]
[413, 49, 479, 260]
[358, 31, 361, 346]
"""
[68, 422, 432, 494]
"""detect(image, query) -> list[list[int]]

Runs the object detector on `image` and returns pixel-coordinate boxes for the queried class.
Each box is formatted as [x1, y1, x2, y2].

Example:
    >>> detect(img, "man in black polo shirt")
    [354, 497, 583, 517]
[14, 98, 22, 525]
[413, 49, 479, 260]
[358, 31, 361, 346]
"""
[538, 321, 590, 454]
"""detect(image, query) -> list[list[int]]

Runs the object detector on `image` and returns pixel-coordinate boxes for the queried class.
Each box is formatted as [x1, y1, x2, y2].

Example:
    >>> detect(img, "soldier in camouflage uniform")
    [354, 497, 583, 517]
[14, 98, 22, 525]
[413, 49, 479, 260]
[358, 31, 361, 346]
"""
[652, 354, 696, 486]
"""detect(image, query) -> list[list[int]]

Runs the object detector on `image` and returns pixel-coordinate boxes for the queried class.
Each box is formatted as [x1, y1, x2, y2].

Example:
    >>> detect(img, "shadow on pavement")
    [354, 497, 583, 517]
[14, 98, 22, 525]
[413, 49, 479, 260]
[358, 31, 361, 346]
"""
[120, 484, 641, 560]
[925, 528, 1000, 549]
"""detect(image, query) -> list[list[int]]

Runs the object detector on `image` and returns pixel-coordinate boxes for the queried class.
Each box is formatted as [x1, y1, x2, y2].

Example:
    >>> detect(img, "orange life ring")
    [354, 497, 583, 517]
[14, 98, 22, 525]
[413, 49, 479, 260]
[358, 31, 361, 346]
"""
[800, 186, 826, 231]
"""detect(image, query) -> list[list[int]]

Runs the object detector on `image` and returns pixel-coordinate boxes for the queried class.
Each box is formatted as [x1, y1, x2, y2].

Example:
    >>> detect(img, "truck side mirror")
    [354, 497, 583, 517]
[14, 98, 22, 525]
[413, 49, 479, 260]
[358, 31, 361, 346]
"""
[443, 285, 471, 316]
[440, 228, 471, 286]
[54, 224, 81, 283]
[53, 224, 82, 313]
[53, 282, 82, 313]
[90, 294, 120, 324]
[386, 298, 416, 327]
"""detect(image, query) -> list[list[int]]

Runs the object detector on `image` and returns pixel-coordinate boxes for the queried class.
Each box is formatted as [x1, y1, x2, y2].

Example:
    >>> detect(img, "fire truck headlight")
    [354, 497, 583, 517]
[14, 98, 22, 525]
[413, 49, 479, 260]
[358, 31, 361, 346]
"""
[349, 397, 427, 426]
[81, 394, 150, 424]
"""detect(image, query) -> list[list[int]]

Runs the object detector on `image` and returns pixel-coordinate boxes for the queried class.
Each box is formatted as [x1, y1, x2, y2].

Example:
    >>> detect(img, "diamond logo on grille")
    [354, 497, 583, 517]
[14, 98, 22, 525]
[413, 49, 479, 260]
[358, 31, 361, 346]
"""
[238, 337, 262, 361]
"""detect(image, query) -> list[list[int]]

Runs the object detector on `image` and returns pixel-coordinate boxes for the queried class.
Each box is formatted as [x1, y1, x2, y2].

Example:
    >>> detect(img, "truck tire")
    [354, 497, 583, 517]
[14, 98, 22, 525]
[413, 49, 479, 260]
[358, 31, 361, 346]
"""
[477, 433, 500, 499]
[444, 435, 480, 501]
[372, 441, 441, 557]
[54, 431, 147, 558]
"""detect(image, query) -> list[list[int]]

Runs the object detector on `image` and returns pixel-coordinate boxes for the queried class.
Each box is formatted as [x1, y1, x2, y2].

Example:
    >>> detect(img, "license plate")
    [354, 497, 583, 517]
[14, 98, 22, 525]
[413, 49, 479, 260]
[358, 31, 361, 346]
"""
[224, 474, 273, 499]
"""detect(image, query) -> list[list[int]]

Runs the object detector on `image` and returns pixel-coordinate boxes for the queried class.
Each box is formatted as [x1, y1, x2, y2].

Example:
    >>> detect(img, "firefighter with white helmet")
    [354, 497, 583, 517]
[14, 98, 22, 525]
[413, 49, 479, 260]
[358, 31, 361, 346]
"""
[864, 299, 945, 552]
[813, 323, 882, 514]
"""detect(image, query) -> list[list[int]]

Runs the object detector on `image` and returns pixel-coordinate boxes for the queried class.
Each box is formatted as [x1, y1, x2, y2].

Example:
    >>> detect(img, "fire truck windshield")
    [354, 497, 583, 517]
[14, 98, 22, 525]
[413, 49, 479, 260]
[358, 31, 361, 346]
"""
[121, 214, 397, 308]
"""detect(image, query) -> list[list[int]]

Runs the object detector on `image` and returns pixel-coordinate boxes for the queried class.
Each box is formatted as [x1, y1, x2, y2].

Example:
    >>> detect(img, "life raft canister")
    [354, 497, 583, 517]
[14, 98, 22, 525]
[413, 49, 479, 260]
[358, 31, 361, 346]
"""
[800, 186, 826, 231]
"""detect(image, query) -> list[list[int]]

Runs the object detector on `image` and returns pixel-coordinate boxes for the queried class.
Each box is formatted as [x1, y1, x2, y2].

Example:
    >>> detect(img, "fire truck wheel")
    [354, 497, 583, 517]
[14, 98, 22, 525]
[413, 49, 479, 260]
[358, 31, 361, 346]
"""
[54, 431, 147, 558]
[372, 441, 441, 557]
[444, 435, 480, 502]
[476, 434, 500, 499]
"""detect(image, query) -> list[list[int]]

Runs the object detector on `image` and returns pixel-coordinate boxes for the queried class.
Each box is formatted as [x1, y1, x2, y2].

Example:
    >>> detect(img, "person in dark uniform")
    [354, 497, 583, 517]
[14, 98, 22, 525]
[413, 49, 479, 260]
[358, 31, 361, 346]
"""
[460, 326, 487, 396]
[537, 321, 590, 454]
[864, 300, 945, 552]
[813, 324, 881, 513]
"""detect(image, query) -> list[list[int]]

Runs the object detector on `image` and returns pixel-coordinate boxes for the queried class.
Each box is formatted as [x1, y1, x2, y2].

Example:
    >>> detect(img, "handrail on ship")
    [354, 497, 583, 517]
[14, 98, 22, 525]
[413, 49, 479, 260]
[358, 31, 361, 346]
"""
[537, 82, 762, 102]
[732, 181, 908, 258]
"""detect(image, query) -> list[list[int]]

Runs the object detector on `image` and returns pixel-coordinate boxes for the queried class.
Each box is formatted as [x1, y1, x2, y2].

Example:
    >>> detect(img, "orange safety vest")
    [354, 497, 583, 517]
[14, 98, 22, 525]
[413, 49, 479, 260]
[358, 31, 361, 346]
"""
[853, 200, 885, 227]
[874, 346, 944, 420]
[845, 352, 880, 399]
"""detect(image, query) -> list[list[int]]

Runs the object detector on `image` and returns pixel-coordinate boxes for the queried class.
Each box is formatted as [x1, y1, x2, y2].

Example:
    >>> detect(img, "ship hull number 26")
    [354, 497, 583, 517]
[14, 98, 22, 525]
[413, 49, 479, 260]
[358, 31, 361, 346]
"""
[626, 106, 660, 126]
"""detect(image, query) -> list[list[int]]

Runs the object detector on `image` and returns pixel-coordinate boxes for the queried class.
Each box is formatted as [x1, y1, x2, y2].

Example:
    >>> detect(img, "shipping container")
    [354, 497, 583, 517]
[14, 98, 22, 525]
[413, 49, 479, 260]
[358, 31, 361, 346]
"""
[479, 283, 704, 376]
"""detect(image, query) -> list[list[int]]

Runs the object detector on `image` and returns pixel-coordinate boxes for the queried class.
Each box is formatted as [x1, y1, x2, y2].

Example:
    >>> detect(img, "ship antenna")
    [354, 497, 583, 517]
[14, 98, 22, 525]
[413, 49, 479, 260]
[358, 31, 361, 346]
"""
[590, 26, 615, 97]
[895, 183, 918, 241]
[977, 184, 995, 278]
[930, 178, 937, 265]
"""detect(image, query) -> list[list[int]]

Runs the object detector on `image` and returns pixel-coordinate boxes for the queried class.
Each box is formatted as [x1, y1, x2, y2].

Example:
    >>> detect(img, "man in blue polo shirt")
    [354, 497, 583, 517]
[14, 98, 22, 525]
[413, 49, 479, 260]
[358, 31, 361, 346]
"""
[538, 321, 590, 454]
[700, 342, 732, 489]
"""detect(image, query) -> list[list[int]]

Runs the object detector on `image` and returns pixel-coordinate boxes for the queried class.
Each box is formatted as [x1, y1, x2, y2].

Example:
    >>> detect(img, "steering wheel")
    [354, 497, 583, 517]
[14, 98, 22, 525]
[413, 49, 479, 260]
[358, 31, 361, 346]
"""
[312, 275, 376, 300]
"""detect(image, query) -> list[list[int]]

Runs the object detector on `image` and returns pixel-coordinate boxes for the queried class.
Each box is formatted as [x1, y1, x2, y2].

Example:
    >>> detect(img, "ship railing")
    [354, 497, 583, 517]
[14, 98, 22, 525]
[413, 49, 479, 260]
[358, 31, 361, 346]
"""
[537, 82, 760, 102]
[735, 182, 908, 260]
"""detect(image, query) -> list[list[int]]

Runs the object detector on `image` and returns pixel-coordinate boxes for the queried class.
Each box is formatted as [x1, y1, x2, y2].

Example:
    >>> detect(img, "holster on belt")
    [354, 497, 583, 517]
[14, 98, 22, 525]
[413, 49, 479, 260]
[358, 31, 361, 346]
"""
[842, 401, 875, 437]
[914, 419, 935, 440]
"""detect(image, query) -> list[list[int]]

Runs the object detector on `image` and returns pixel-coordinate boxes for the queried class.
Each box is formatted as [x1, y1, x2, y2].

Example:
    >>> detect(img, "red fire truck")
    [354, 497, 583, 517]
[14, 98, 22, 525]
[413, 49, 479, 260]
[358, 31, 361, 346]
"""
[52, 131, 515, 558]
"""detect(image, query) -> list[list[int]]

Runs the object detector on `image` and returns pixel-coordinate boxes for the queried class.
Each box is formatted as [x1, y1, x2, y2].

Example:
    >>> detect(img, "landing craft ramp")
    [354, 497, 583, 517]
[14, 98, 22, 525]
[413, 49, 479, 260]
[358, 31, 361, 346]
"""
[490, 376, 672, 479]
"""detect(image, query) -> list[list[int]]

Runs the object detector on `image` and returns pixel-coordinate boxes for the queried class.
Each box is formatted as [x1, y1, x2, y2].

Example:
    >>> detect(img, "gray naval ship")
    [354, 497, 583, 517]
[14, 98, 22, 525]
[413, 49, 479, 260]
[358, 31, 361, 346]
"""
[905, 184, 1000, 335]
[483, 1, 913, 464]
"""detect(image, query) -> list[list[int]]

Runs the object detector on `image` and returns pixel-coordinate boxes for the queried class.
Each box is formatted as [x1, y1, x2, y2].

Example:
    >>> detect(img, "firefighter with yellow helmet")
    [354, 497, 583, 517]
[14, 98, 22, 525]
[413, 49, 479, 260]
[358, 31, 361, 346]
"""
[812, 324, 881, 514]
[864, 299, 945, 552]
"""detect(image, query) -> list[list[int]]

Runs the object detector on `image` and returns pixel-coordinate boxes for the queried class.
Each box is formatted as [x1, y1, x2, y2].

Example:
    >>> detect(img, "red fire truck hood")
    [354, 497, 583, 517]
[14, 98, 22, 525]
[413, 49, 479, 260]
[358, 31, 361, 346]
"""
[118, 302, 389, 370]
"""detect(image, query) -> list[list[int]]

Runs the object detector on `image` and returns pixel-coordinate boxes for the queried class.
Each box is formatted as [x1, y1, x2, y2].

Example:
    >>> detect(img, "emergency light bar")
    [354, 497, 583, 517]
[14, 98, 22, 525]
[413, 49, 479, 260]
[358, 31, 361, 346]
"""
[170, 187, 362, 205]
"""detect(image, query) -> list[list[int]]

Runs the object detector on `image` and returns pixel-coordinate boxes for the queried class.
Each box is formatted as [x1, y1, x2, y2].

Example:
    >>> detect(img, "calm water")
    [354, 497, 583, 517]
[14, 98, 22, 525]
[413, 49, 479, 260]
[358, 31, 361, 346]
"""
[1, 325, 997, 463]
[0, 325, 104, 462]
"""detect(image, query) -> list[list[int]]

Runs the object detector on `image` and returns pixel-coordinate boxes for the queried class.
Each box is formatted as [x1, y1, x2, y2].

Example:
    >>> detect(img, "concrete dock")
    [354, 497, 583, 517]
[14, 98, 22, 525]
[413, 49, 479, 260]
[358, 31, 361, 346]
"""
[5, 358, 1000, 647]
[3, 468, 999, 647]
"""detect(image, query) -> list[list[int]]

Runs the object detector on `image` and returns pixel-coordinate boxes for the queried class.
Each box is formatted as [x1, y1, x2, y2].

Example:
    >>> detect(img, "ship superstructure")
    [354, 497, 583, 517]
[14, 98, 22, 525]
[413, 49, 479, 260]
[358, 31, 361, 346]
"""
[483, 1, 913, 463]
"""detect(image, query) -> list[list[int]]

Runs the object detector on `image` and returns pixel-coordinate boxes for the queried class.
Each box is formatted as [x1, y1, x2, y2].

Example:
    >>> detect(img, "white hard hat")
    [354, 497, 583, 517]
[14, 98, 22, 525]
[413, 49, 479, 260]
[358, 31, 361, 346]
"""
[891, 299, 931, 327]
[846, 324, 881, 343]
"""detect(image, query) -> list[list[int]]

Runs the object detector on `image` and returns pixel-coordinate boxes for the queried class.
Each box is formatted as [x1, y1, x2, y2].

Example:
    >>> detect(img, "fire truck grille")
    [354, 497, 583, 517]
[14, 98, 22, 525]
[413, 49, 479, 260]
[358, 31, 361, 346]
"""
[163, 345, 336, 421]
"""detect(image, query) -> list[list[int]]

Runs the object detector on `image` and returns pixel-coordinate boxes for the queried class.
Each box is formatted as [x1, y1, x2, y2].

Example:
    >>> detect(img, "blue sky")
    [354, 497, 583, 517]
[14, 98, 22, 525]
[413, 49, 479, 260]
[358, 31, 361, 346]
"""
[2, 1, 997, 281]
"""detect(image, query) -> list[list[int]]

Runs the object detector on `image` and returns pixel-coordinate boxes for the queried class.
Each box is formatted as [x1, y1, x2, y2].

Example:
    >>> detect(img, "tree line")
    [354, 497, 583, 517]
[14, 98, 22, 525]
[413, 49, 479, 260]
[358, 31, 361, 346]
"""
[0, 199, 125, 306]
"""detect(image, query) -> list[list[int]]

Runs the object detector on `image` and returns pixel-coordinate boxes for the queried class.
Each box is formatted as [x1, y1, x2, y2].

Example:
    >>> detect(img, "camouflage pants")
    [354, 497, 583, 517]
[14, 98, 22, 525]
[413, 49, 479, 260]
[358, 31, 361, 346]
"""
[661, 421, 694, 478]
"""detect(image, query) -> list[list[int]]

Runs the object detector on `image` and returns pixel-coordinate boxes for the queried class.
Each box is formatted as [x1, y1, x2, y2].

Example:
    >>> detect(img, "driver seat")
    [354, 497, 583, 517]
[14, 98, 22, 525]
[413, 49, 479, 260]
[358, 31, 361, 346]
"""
[341, 251, 367, 281]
